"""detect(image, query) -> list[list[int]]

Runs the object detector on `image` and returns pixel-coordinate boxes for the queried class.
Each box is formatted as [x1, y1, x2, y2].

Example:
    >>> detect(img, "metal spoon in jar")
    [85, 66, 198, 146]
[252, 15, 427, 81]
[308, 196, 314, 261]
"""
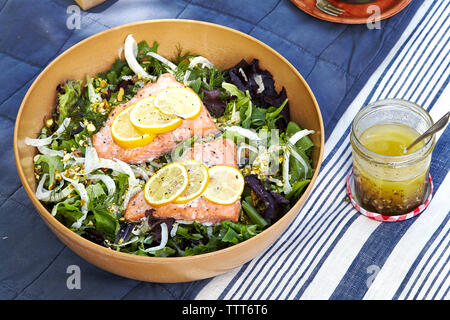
[404, 111, 450, 153]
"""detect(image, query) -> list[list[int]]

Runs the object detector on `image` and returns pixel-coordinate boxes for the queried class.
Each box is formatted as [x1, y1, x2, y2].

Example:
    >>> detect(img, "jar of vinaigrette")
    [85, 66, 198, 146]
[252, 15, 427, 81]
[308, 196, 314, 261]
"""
[350, 99, 435, 215]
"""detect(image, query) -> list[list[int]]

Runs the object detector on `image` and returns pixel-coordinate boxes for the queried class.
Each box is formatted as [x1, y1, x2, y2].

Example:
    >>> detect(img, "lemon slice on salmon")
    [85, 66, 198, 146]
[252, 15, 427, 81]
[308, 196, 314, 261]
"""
[111, 106, 156, 149]
[202, 165, 244, 205]
[129, 96, 183, 134]
[174, 160, 209, 204]
[144, 163, 189, 207]
[153, 87, 202, 119]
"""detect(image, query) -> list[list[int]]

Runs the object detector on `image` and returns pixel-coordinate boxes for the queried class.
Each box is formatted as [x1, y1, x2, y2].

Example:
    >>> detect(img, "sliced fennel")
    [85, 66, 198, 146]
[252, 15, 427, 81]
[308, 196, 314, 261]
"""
[124, 34, 156, 81]
[25, 118, 71, 147]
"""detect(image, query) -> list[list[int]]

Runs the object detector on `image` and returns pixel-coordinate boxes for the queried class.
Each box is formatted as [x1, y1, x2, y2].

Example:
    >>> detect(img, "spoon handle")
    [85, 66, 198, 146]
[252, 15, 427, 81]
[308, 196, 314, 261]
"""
[406, 111, 450, 151]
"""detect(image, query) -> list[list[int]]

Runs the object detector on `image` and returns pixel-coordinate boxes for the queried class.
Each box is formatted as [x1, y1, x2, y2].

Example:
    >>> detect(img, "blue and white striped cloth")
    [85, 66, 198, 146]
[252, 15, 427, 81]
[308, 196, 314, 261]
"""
[196, 1, 450, 300]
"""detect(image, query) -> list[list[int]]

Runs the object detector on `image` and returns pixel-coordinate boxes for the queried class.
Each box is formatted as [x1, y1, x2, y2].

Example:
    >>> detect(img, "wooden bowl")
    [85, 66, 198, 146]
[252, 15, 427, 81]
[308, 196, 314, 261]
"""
[14, 20, 324, 283]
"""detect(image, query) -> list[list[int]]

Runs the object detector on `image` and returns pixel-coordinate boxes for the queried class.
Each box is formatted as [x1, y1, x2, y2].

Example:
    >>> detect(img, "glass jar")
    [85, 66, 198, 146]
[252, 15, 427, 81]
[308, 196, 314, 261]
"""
[350, 99, 435, 215]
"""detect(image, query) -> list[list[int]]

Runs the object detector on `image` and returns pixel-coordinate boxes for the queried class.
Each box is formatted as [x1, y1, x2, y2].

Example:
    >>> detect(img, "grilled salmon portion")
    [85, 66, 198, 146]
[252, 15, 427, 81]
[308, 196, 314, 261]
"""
[124, 138, 241, 224]
[183, 138, 239, 168]
[92, 73, 218, 164]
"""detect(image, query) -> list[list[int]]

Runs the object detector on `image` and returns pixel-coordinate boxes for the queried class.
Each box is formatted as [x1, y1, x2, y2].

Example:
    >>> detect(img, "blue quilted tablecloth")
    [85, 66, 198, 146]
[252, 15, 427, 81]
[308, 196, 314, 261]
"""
[1, 0, 449, 300]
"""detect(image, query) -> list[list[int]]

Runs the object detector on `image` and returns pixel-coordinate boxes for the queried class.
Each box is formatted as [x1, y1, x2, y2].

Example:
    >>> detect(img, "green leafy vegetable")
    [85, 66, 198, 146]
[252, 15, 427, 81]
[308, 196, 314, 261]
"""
[251, 107, 266, 127]
[286, 121, 314, 154]
[189, 78, 202, 93]
[222, 82, 246, 100]
[92, 207, 119, 242]
[86, 183, 106, 208]
[265, 98, 288, 129]
[288, 143, 313, 181]
[51, 198, 83, 226]
[220, 227, 240, 244]
[35, 154, 63, 186]
[57, 80, 82, 125]
[242, 199, 268, 228]
[286, 179, 311, 201]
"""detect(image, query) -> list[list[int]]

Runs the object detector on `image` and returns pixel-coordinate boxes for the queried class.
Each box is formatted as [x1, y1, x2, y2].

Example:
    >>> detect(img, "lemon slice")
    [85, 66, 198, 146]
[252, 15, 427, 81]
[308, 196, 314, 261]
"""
[174, 160, 209, 204]
[111, 106, 156, 149]
[202, 165, 245, 205]
[153, 87, 202, 119]
[144, 163, 189, 207]
[130, 96, 183, 134]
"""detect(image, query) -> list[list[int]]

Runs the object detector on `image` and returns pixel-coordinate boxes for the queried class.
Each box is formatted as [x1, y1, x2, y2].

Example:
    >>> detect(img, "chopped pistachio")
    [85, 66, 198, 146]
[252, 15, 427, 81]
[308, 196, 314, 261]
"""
[117, 87, 124, 102]
[45, 118, 54, 128]
[86, 123, 96, 132]
[55, 170, 62, 181]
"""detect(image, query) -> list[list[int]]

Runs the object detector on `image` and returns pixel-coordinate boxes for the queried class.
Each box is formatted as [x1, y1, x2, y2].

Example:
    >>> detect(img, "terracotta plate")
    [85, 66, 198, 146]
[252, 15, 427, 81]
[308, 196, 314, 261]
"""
[14, 20, 324, 283]
[290, 0, 412, 24]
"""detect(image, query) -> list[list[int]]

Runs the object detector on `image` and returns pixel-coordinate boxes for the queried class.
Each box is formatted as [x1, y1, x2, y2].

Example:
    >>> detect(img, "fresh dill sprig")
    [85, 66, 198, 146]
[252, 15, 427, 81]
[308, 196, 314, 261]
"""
[173, 43, 195, 65]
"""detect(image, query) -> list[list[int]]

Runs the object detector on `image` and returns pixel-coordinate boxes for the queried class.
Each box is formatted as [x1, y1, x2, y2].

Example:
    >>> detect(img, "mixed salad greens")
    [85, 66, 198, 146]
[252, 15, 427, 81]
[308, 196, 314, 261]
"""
[27, 37, 315, 257]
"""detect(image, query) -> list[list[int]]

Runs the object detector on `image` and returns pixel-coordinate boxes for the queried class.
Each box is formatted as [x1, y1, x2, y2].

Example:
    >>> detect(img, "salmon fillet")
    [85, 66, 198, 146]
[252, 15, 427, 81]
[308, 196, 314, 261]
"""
[124, 138, 241, 224]
[92, 73, 218, 164]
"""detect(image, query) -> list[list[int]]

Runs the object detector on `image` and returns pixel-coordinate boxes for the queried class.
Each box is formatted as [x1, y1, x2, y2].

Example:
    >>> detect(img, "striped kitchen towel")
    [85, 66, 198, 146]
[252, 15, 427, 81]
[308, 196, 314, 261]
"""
[196, 0, 450, 300]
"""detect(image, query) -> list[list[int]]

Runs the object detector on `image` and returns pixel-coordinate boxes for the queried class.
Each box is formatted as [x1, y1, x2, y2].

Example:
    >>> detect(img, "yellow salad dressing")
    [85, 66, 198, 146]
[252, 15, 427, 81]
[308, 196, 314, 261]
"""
[353, 123, 427, 215]
[359, 123, 423, 156]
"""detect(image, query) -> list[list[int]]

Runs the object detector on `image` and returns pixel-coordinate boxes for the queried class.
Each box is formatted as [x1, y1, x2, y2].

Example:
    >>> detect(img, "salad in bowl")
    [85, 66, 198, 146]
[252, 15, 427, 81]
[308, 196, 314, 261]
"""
[24, 34, 316, 258]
